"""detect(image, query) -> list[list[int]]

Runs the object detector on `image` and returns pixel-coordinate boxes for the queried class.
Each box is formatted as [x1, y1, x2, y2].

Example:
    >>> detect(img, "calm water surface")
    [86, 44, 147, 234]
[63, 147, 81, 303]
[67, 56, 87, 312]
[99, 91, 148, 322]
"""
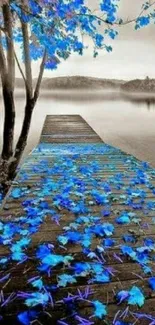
[0, 90, 155, 167]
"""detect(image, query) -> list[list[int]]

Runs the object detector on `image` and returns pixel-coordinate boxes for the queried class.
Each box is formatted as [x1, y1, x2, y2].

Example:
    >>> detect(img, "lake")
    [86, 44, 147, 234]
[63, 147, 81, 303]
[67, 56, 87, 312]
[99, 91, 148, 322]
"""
[0, 90, 155, 167]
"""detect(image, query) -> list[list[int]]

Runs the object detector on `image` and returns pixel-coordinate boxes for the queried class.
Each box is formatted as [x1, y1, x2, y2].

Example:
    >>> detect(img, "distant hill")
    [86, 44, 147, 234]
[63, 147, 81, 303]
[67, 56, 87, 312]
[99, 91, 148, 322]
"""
[1, 76, 155, 93]
[40, 76, 125, 89]
[0, 76, 125, 90]
[121, 77, 155, 93]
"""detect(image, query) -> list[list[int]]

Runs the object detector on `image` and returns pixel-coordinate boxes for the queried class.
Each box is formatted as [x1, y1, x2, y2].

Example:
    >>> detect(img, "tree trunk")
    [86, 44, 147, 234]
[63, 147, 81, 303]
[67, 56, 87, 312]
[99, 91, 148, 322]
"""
[15, 102, 34, 161]
[1, 3, 15, 161]
[1, 84, 15, 160]
[8, 99, 35, 180]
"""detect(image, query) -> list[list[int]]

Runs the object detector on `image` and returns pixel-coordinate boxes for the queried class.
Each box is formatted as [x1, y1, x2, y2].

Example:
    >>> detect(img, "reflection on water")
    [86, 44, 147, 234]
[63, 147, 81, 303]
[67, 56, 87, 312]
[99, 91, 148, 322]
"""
[145, 100, 155, 111]
[0, 89, 155, 167]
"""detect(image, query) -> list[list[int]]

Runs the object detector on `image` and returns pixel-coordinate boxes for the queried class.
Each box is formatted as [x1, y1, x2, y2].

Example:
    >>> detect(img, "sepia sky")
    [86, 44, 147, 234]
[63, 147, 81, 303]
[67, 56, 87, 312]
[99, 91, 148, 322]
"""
[18, 0, 155, 80]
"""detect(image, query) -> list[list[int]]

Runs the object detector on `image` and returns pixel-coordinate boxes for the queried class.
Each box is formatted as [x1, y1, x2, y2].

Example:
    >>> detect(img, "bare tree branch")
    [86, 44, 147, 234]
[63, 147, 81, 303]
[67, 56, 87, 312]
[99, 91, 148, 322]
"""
[0, 29, 7, 84]
[33, 49, 46, 103]
[114, 0, 155, 26]
[20, 1, 33, 99]
[2, 3, 15, 90]
[0, 19, 28, 92]
[0, 45, 7, 84]
[76, 1, 155, 27]
[0, 25, 7, 33]
[14, 50, 27, 87]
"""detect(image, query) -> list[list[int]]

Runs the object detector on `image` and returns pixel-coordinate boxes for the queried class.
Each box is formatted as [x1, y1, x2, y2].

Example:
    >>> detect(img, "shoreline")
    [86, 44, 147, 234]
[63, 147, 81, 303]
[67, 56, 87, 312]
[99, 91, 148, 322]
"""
[1, 76, 155, 99]
[0, 88, 154, 103]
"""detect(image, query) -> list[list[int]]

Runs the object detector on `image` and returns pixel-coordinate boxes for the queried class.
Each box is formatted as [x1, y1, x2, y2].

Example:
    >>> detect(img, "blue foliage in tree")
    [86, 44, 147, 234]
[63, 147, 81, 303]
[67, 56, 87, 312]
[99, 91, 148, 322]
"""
[0, 0, 122, 71]
[0, 0, 154, 78]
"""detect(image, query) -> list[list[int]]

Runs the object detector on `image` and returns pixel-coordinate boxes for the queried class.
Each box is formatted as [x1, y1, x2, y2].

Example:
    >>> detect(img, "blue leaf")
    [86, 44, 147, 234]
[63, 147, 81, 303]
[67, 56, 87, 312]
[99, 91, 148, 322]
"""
[18, 311, 38, 325]
[30, 278, 43, 290]
[11, 188, 22, 199]
[58, 274, 77, 287]
[25, 292, 50, 307]
[128, 286, 145, 307]
[120, 245, 136, 259]
[103, 238, 115, 247]
[74, 262, 91, 276]
[116, 215, 130, 225]
[117, 290, 129, 303]
[102, 209, 111, 217]
[18, 311, 30, 325]
[93, 272, 110, 283]
[122, 234, 136, 243]
[148, 277, 155, 290]
[57, 235, 68, 245]
[93, 300, 107, 319]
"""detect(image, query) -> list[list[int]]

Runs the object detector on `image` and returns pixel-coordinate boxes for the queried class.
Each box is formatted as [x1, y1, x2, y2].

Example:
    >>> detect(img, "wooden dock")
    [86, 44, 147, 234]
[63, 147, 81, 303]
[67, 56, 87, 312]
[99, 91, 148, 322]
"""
[0, 115, 155, 324]
[40, 115, 102, 143]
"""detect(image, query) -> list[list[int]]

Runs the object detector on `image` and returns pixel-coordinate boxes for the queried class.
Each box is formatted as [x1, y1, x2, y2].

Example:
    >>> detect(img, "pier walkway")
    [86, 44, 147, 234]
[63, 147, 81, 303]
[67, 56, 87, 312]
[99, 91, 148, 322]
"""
[0, 115, 155, 324]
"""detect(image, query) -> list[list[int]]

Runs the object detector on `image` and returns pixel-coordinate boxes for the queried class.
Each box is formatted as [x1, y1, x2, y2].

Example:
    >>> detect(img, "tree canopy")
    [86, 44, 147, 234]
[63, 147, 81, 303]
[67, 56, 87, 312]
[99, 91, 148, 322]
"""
[0, 0, 121, 74]
[0, 0, 155, 74]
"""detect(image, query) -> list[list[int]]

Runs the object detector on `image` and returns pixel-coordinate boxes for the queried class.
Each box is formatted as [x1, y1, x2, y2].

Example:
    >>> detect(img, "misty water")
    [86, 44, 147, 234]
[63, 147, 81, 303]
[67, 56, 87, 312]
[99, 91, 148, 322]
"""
[0, 89, 155, 167]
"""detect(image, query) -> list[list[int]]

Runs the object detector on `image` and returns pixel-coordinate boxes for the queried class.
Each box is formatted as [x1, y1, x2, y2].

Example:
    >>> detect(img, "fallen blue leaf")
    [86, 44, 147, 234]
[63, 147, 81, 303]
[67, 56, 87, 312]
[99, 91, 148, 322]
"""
[128, 286, 145, 307]
[93, 300, 107, 319]
[11, 188, 22, 199]
[58, 274, 77, 287]
[148, 277, 155, 290]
